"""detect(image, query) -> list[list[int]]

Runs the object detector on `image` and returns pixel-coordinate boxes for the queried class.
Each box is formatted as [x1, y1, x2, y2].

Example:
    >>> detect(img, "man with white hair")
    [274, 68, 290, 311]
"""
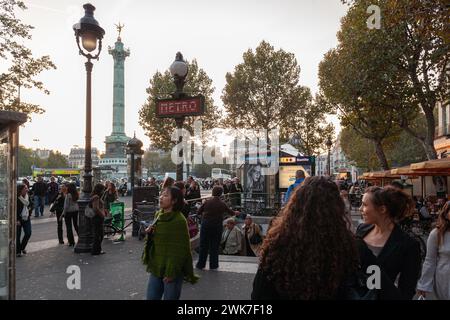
[220, 218, 243, 255]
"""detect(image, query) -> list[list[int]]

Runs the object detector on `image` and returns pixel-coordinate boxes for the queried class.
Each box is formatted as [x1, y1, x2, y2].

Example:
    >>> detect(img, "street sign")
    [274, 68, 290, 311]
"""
[155, 95, 205, 118]
[280, 157, 296, 163]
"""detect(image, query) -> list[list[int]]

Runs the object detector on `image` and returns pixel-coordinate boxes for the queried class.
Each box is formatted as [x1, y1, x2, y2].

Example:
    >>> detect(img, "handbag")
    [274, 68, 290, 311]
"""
[340, 268, 378, 300]
[85, 202, 96, 218]
[249, 225, 263, 245]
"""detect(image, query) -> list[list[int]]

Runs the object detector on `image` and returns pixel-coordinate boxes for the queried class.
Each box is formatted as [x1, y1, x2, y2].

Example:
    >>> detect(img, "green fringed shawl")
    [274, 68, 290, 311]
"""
[142, 210, 199, 284]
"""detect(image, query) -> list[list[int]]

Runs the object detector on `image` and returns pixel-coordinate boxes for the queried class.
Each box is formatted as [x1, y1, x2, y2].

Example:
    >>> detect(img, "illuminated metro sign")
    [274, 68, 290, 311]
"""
[280, 157, 296, 163]
[155, 96, 205, 118]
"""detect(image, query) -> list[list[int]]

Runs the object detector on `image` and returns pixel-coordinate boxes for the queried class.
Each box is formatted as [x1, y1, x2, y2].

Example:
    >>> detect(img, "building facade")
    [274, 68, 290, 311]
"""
[68, 147, 100, 169]
[33, 149, 51, 159]
[435, 99, 450, 159]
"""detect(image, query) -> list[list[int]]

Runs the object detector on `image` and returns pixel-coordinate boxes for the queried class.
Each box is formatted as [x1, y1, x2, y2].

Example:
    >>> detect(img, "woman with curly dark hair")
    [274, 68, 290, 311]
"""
[251, 176, 359, 300]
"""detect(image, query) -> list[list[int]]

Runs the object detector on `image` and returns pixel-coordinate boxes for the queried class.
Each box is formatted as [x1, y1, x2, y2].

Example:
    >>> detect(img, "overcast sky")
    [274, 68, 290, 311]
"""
[16, 0, 348, 154]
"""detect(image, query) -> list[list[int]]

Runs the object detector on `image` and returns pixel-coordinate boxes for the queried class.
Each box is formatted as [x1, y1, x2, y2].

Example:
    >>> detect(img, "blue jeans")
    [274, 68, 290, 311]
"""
[17, 219, 32, 253]
[34, 195, 45, 217]
[146, 274, 183, 300]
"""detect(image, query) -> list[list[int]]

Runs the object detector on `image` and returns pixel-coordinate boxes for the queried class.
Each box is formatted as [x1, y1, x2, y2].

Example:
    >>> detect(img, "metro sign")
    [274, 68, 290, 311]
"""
[280, 157, 296, 163]
[155, 95, 205, 118]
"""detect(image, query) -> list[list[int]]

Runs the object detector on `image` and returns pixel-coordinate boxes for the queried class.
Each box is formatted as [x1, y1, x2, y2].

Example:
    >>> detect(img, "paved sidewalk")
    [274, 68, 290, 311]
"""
[16, 235, 258, 300]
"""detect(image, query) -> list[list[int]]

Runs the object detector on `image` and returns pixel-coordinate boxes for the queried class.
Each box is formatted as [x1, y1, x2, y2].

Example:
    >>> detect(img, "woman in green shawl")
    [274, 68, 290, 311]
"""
[145, 186, 198, 300]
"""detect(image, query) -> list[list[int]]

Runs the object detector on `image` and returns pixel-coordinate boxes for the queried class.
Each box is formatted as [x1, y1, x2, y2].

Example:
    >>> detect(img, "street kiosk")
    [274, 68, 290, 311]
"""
[0, 110, 27, 300]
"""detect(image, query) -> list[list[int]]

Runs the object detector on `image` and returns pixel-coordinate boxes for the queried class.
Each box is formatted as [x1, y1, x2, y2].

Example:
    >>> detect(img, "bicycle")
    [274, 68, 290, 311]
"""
[103, 210, 140, 239]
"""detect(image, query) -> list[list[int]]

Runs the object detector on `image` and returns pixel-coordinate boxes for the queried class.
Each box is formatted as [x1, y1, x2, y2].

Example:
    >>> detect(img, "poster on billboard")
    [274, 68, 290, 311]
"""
[279, 165, 311, 189]
[245, 163, 266, 195]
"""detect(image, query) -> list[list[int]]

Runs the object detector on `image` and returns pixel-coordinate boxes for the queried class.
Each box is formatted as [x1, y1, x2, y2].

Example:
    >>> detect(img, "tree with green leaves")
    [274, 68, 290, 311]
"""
[0, 0, 56, 118]
[340, 0, 449, 160]
[142, 150, 161, 174]
[340, 120, 427, 172]
[46, 151, 68, 168]
[139, 59, 222, 152]
[18, 146, 41, 176]
[281, 91, 335, 156]
[318, 0, 430, 170]
[222, 41, 312, 143]
[319, 46, 402, 170]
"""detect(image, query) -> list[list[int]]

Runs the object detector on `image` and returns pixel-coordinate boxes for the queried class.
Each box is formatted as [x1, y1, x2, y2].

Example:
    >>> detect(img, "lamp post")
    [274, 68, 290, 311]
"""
[126, 134, 143, 237]
[73, 3, 105, 253]
[170, 52, 188, 181]
[326, 136, 333, 176]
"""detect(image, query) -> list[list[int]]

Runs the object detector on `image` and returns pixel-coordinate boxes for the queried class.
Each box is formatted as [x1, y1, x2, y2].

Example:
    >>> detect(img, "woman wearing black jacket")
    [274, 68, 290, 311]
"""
[357, 186, 421, 300]
[17, 184, 33, 257]
[185, 181, 201, 202]
[51, 184, 67, 244]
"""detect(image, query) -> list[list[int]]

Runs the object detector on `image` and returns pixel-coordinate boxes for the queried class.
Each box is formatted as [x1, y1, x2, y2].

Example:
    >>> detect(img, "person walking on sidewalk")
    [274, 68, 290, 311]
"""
[62, 183, 79, 247]
[91, 184, 107, 255]
[252, 176, 360, 300]
[31, 176, 47, 217]
[144, 186, 198, 300]
[17, 184, 33, 257]
[417, 201, 450, 300]
[283, 170, 305, 204]
[51, 183, 67, 244]
[196, 186, 239, 270]
[47, 176, 59, 215]
[101, 182, 118, 215]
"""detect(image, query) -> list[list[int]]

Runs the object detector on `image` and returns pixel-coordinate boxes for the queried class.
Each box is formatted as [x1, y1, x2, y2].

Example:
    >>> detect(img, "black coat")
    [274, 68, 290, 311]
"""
[17, 198, 32, 223]
[185, 188, 201, 201]
[32, 181, 47, 197]
[355, 223, 421, 300]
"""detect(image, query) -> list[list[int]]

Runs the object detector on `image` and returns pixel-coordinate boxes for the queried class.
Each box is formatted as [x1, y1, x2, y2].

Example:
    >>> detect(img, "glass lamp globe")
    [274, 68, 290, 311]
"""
[170, 59, 188, 78]
[81, 31, 98, 52]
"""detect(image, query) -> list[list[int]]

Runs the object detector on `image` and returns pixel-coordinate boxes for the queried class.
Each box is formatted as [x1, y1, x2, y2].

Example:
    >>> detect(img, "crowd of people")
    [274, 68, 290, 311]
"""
[16, 172, 449, 301]
[16, 177, 119, 257]
[141, 172, 449, 301]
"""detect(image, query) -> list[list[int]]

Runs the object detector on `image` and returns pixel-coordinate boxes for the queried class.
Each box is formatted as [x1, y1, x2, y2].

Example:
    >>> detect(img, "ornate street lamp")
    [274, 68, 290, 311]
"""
[169, 52, 188, 181]
[73, 3, 105, 253]
[127, 134, 144, 237]
[170, 52, 188, 99]
[326, 136, 333, 176]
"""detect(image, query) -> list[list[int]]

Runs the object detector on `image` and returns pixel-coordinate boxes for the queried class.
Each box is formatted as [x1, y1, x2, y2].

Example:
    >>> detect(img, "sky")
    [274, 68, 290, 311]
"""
[16, 0, 349, 155]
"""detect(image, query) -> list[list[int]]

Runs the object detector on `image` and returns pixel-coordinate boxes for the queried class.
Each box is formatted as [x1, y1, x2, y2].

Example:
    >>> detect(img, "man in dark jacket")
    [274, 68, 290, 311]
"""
[47, 176, 59, 204]
[32, 176, 47, 217]
[196, 186, 239, 270]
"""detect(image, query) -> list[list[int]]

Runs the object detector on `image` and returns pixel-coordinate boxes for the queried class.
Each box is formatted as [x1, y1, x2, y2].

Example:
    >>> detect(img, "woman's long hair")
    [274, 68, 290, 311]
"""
[259, 176, 359, 299]
[92, 183, 105, 197]
[437, 201, 450, 247]
[67, 183, 79, 201]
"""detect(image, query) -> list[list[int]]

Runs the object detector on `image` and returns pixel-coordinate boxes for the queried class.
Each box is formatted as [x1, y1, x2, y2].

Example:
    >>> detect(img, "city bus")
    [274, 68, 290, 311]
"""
[211, 168, 232, 180]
